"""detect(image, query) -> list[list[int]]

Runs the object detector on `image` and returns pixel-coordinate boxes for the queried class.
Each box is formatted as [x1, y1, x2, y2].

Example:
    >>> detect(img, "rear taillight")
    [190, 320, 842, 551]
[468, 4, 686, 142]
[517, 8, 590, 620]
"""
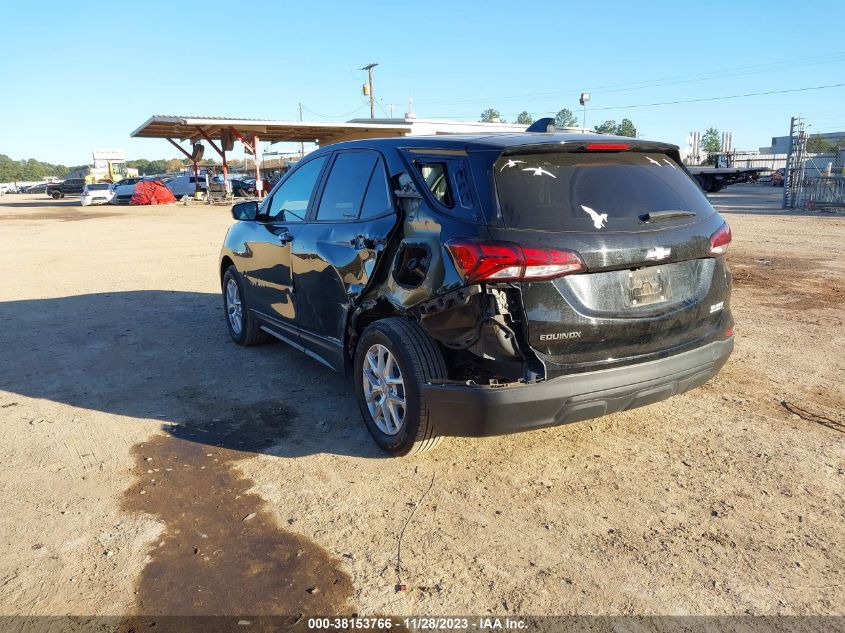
[445, 239, 585, 282]
[709, 222, 732, 256]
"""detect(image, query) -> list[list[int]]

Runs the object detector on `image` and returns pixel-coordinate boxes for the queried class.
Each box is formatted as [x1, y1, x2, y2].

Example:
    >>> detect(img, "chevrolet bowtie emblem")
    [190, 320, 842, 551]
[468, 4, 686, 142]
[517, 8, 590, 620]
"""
[645, 246, 671, 260]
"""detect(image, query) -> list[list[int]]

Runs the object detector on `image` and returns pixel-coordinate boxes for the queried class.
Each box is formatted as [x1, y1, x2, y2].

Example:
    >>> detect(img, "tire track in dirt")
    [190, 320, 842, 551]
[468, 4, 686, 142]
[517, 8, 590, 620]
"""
[120, 404, 354, 627]
[728, 254, 845, 311]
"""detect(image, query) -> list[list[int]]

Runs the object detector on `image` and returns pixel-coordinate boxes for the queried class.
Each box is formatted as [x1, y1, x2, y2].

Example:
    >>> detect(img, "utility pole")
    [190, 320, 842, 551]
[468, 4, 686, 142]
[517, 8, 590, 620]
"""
[386, 103, 397, 119]
[360, 63, 378, 119]
[298, 102, 304, 158]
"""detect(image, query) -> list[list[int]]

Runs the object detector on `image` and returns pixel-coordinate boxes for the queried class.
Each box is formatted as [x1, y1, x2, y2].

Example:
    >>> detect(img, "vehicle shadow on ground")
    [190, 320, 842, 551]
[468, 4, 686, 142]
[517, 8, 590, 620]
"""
[0, 198, 81, 208]
[0, 291, 387, 459]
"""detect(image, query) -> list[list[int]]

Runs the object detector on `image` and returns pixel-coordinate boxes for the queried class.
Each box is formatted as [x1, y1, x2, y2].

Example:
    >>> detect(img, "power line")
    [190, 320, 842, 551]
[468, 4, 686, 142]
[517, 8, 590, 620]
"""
[433, 82, 845, 119]
[413, 50, 845, 108]
[569, 82, 845, 113]
[301, 103, 368, 119]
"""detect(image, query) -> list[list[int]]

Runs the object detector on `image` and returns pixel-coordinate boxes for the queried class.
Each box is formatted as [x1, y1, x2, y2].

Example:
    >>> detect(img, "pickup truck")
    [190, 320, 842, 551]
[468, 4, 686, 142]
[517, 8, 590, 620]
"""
[46, 178, 86, 199]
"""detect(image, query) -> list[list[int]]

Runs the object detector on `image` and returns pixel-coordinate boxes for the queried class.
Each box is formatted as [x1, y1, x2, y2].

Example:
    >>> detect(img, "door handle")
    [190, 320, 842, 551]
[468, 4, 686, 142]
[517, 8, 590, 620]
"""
[278, 230, 294, 245]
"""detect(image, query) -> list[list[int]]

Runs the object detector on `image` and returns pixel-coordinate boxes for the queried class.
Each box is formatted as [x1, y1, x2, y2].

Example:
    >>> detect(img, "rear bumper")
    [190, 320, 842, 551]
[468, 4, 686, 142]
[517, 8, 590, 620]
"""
[423, 337, 733, 437]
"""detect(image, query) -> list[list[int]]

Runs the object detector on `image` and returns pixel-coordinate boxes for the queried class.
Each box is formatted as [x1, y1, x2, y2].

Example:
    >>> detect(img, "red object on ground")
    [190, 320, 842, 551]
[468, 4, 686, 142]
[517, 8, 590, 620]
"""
[131, 180, 177, 205]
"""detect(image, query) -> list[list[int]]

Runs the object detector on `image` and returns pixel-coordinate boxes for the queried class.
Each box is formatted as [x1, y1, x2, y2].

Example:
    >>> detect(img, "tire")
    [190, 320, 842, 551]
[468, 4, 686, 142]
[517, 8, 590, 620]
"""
[51, 190, 62, 199]
[221, 265, 269, 346]
[354, 317, 448, 456]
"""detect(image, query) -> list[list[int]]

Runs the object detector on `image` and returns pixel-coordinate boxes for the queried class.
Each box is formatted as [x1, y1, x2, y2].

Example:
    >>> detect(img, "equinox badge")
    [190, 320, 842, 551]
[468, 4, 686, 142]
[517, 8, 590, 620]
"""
[645, 246, 671, 260]
[540, 331, 582, 341]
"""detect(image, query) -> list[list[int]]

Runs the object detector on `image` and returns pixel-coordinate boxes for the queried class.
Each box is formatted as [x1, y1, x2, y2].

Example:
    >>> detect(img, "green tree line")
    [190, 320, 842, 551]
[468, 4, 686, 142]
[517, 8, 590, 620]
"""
[0, 154, 239, 182]
[0, 154, 81, 182]
[127, 157, 228, 175]
[479, 108, 639, 137]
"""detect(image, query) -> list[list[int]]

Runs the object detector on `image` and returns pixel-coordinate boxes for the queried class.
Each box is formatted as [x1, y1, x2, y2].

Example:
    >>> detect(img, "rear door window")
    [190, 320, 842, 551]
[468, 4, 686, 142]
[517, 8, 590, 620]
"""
[494, 152, 714, 232]
[316, 151, 378, 221]
[359, 158, 393, 220]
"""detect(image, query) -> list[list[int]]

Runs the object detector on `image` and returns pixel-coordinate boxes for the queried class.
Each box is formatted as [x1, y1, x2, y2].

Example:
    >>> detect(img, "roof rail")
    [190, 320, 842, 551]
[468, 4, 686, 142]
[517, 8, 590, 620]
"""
[525, 117, 555, 133]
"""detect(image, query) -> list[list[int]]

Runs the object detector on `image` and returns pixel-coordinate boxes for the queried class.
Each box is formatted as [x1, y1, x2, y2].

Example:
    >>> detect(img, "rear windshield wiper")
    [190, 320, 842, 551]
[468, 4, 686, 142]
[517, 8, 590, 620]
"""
[639, 210, 696, 223]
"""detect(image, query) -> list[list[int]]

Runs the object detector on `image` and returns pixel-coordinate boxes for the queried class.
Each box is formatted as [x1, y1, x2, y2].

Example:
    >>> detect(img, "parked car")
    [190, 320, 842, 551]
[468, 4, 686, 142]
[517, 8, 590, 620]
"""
[230, 178, 256, 197]
[110, 177, 145, 205]
[24, 183, 48, 194]
[210, 175, 255, 198]
[772, 168, 785, 187]
[165, 173, 209, 199]
[219, 130, 734, 456]
[46, 178, 86, 199]
[80, 182, 115, 206]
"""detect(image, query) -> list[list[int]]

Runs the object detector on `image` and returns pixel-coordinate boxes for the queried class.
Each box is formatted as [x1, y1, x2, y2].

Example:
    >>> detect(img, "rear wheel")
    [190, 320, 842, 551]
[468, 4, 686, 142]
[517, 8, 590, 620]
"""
[354, 318, 448, 456]
[222, 266, 269, 346]
[51, 190, 62, 199]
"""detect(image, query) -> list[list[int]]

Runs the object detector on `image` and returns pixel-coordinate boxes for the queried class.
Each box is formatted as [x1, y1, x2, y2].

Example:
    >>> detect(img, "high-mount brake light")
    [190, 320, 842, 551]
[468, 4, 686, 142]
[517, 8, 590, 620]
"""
[585, 143, 629, 151]
[445, 240, 585, 282]
[709, 222, 732, 256]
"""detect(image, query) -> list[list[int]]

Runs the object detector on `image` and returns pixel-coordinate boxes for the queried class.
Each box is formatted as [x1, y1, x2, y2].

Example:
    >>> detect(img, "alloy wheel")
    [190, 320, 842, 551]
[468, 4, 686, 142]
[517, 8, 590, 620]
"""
[362, 344, 406, 435]
[226, 278, 243, 335]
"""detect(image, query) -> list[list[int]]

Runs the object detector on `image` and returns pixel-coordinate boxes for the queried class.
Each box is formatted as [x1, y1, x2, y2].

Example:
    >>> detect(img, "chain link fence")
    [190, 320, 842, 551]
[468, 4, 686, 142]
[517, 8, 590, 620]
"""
[799, 176, 845, 210]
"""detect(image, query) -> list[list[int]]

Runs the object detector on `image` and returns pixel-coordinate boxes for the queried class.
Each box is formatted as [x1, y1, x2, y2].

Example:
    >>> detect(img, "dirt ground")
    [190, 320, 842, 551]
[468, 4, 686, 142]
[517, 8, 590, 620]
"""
[0, 185, 842, 620]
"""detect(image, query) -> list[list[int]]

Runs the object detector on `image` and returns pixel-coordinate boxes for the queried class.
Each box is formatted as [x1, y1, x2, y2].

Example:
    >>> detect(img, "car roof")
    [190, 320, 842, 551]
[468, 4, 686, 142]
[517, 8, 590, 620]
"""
[321, 132, 679, 154]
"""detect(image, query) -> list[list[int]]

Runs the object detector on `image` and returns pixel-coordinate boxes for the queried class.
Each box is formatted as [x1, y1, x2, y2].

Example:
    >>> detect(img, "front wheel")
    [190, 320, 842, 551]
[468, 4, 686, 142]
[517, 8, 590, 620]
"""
[221, 266, 269, 346]
[354, 318, 448, 456]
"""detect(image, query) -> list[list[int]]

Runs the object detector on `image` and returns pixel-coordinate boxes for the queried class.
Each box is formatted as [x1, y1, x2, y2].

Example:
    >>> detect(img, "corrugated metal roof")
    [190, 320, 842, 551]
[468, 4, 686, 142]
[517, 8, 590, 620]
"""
[130, 115, 413, 145]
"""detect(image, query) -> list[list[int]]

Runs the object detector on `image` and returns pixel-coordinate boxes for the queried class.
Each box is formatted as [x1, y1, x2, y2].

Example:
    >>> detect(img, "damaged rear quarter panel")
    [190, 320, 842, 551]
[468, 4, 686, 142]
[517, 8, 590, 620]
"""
[370, 149, 484, 310]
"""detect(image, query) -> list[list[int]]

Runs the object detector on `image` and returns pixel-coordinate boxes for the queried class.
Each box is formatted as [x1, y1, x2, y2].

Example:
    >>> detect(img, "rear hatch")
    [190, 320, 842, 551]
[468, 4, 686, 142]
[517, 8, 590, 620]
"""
[486, 145, 732, 376]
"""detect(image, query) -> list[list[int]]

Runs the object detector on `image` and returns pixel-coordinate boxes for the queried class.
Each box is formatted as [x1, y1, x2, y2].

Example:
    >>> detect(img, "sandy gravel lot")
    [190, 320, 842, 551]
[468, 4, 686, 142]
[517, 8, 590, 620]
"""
[0, 186, 842, 620]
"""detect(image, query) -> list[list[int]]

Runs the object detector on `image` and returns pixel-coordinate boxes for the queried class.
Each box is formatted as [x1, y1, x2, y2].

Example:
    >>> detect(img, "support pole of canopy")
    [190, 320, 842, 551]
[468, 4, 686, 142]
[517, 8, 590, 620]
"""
[253, 133, 262, 198]
[197, 128, 230, 198]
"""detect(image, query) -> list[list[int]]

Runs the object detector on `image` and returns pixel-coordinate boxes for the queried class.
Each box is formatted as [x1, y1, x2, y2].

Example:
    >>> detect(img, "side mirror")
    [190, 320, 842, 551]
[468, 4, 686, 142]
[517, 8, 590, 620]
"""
[231, 200, 259, 221]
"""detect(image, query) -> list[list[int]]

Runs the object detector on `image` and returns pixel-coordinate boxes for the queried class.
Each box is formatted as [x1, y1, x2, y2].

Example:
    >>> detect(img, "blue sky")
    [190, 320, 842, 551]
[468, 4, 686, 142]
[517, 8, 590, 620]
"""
[1, 0, 844, 165]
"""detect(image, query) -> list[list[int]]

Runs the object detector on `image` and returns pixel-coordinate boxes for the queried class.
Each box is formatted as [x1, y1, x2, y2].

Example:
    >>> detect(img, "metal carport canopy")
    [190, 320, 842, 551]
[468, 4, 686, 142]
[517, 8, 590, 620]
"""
[130, 115, 414, 145]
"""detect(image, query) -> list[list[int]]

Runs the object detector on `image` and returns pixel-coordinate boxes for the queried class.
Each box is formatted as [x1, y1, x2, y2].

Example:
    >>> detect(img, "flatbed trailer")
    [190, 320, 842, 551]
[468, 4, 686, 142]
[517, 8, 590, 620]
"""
[686, 165, 767, 192]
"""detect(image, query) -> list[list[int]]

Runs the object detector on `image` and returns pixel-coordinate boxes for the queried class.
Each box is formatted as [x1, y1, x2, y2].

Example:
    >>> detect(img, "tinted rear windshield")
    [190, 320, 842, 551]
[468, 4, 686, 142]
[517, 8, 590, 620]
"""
[87, 184, 111, 190]
[494, 152, 713, 231]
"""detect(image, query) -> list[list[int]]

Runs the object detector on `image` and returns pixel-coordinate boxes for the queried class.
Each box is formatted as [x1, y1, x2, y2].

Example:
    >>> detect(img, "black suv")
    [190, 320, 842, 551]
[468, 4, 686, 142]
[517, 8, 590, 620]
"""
[46, 178, 85, 199]
[219, 129, 733, 456]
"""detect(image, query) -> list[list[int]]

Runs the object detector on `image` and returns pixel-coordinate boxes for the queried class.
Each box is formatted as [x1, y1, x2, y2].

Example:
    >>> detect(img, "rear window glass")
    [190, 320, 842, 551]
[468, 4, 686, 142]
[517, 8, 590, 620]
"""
[87, 184, 110, 190]
[494, 152, 713, 231]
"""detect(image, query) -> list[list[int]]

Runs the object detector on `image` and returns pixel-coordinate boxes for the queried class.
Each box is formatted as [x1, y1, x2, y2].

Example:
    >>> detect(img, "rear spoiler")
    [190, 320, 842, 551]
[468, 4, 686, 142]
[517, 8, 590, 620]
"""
[501, 137, 683, 166]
